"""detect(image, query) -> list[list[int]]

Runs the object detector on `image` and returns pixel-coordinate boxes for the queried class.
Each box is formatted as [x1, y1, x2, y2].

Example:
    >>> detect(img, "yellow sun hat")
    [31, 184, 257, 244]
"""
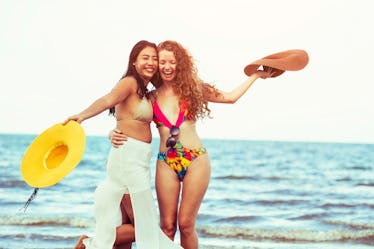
[21, 121, 86, 188]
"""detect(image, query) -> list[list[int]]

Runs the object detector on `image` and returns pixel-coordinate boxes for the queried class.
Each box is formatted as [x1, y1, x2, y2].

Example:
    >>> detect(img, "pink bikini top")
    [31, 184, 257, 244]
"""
[153, 101, 188, 128]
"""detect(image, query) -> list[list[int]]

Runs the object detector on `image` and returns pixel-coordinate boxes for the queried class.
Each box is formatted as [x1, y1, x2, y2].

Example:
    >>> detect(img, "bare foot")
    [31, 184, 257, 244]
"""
[73, 235, 88, 249]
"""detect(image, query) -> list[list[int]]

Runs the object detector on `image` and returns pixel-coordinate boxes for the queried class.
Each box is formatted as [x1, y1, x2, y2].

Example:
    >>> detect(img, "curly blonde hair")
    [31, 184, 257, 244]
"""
[157, 40, 219, 120]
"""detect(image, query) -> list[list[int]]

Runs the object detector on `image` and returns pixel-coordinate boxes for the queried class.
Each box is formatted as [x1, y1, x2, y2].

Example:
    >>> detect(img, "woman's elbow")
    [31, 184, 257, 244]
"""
[225, 98, 237, 104]
[224, 93, 240, 104]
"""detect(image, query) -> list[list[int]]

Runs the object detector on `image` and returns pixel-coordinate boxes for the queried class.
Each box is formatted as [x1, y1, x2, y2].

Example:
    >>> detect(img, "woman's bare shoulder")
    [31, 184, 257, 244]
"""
[112, 76, 138, 93]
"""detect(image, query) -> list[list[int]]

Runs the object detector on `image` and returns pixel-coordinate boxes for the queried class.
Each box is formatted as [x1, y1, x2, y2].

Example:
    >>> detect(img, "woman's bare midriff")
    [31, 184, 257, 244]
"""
[116, 119, 152, 143]
[157, 121, 204, 151]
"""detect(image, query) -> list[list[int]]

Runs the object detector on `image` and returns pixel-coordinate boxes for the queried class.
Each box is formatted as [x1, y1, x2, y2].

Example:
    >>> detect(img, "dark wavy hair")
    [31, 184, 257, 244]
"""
[109, 40, 159, 115]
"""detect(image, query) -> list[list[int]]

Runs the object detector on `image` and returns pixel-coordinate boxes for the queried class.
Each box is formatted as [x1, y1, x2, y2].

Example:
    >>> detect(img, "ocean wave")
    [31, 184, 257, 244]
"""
[320, 203, 357, 209]
[289, 213, 328, 220]
[356, 182, 374, 187]
[321, 220, 374, 230]
[198, 226, 374, 244]
[0, 179, 26, 188]
[216, 215, 261, 223]
[255, 199, 303, 206]
[348, 165, 372, 170]
[0, 215, 94, 228]
[1, 233, 77, 241]
[215, 175, 257, 180]
[321, 202, 374, 209]
[214, 175, 292, 181]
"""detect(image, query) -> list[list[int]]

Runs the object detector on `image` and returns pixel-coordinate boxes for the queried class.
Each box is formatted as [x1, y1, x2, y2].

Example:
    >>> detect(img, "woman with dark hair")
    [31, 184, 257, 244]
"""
[65, 40, 182, 249]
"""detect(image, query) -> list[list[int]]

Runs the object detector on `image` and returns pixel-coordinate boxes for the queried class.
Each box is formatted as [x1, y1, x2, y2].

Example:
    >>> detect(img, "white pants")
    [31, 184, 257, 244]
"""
[83, 138, 182, 249]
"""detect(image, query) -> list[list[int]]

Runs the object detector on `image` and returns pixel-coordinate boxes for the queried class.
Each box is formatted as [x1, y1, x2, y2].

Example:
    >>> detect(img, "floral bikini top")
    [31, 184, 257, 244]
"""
[152, 101, 188, 128]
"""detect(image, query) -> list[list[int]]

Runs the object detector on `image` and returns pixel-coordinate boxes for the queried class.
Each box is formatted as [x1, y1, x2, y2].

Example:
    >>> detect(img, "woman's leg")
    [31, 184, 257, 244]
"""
[113, 194, 135, 249]
[156, 160, 181, 240]
[178, 155, 211, 249]
[82, 178, 125, 249]
[74, 195, 135, 249]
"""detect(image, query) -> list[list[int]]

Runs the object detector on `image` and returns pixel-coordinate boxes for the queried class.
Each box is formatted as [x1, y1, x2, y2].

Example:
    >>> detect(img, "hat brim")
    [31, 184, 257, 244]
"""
[21, 121, 86, 188]
[244, 49, 309, 77]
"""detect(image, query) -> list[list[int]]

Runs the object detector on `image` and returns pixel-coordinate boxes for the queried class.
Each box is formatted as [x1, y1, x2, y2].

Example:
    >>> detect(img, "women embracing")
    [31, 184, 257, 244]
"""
[109, 40, 273, 249]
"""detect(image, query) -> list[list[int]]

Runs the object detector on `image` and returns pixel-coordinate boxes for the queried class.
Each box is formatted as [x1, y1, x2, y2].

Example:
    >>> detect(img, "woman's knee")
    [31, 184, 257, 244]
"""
[160, 219, 177, 238]
[178, 215, 195, 235]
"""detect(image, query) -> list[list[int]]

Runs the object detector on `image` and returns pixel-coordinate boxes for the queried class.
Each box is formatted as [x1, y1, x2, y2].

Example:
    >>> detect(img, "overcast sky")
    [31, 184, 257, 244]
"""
[1, 0, 373, 144]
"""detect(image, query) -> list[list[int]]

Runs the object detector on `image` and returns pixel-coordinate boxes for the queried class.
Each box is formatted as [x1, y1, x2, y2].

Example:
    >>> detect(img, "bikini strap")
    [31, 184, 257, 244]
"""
[153, 101, 188, 129]
[153, 102, 172, 128]
[175, 102, 188, 127]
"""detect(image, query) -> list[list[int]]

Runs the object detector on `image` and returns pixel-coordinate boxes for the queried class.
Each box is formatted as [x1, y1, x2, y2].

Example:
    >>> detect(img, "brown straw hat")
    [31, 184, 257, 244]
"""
[244, 49, 309, 77]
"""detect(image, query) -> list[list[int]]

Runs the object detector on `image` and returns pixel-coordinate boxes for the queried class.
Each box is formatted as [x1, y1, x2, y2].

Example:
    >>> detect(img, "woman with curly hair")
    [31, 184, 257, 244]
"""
[110, 40, 273, 249]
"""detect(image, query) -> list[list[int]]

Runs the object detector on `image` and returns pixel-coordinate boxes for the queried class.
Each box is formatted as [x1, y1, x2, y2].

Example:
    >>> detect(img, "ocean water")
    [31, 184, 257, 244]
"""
[0, 134, 374, 249]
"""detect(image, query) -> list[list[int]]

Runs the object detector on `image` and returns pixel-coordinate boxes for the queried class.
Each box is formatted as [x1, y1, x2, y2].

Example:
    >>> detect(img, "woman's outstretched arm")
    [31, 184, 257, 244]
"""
[204, 69, 274, 104]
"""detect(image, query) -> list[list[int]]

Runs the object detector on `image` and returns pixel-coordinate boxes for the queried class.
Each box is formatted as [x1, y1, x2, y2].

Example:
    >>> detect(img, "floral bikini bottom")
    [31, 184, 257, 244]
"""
[157, 141, 207, 181]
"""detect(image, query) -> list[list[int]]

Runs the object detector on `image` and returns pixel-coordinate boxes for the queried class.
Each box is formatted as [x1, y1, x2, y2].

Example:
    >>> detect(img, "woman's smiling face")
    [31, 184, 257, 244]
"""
[158, 49, 177, 82]
[133, 46, 158, 82]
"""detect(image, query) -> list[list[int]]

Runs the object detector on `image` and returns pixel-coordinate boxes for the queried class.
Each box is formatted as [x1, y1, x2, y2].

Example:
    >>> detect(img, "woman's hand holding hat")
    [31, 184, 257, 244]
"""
[63, 114, 85, 125]
[252, 68, 275, 79]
